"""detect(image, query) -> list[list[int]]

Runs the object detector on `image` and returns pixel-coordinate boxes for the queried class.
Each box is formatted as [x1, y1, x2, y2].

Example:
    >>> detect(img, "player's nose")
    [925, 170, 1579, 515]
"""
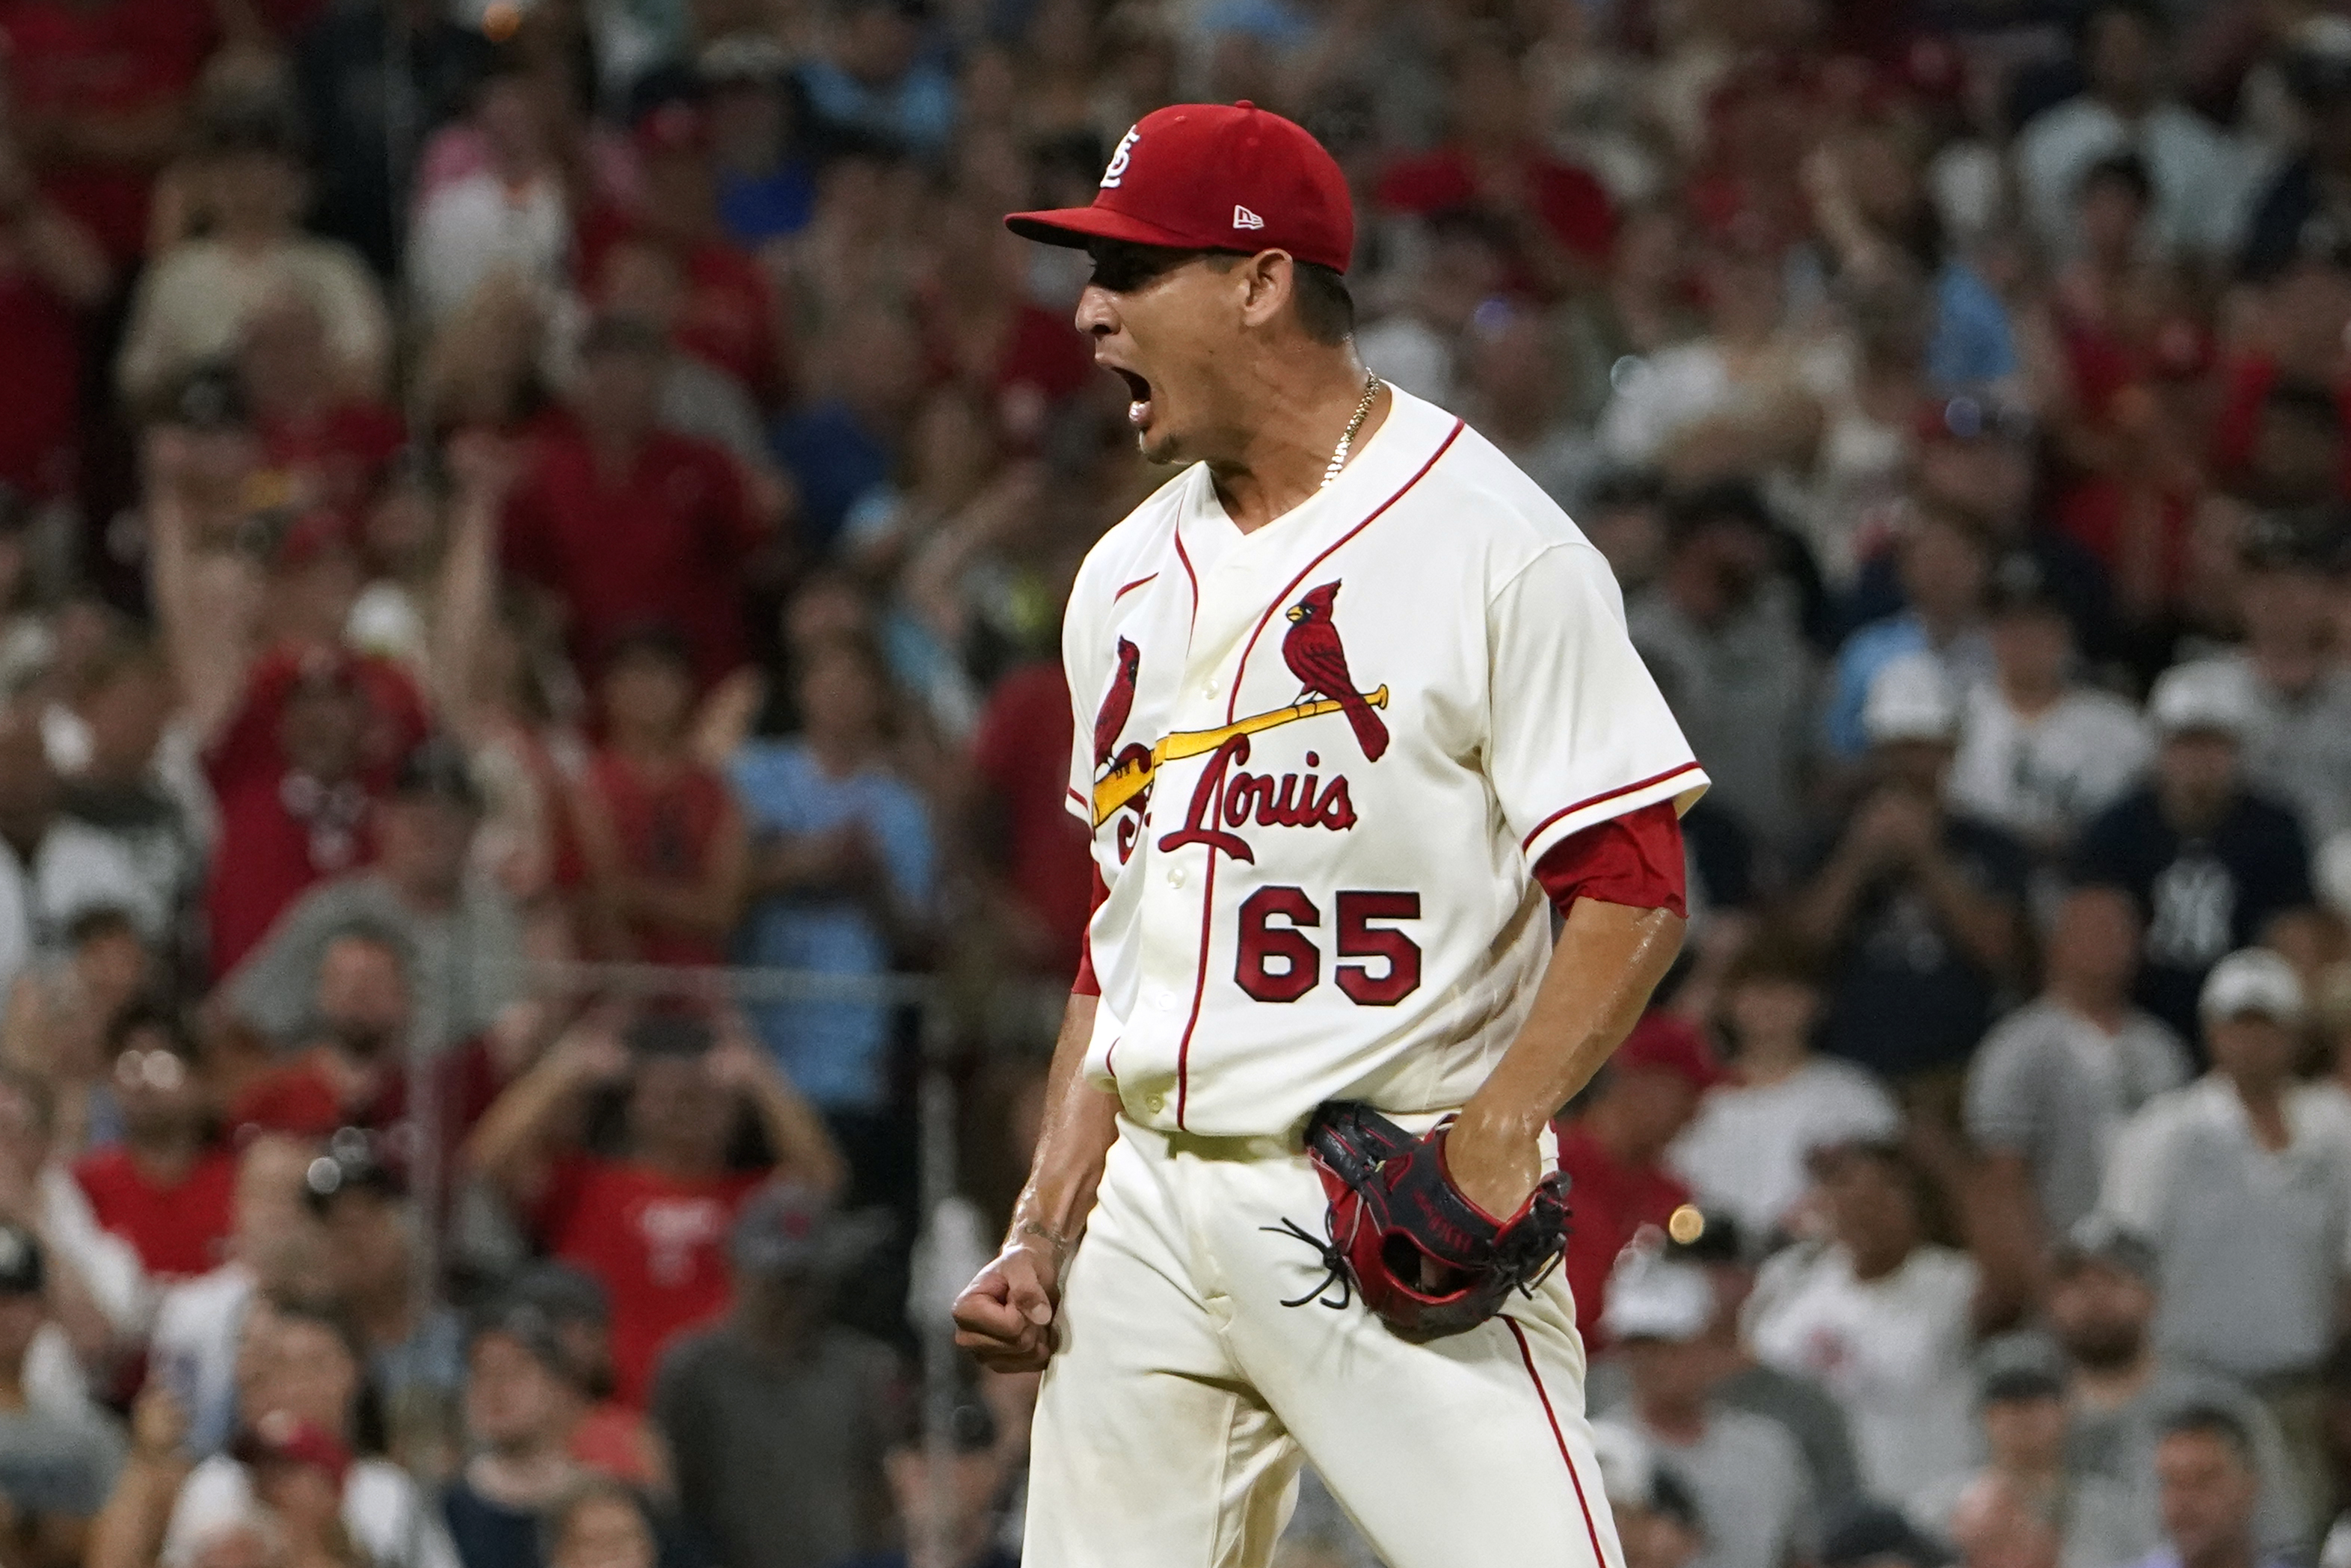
[1075, 283, 1120, 338]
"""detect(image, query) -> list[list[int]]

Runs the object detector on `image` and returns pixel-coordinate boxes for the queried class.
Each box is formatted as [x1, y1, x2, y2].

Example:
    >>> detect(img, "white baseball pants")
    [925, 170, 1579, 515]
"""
[1024, 1116, 1626, 1568]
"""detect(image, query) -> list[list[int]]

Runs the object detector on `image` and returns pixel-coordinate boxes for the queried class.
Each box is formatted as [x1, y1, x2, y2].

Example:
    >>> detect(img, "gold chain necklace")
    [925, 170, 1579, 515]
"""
[1320, 372, 1383, 489]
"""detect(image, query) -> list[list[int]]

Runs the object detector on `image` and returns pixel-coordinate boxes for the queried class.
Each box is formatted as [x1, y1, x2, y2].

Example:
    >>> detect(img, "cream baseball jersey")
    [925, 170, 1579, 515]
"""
[1065, 387, 1708, 1138]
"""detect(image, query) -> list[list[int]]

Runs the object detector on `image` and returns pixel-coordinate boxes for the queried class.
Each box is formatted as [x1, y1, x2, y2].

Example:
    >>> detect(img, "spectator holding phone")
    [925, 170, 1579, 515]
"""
[467, 1006, 843, 1406]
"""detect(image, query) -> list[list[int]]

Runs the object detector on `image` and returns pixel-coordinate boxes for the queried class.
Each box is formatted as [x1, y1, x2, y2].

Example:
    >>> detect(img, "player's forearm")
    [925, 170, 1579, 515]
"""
[1008, 991, 1118, 1251]
[1457, 900, 1686, 1143]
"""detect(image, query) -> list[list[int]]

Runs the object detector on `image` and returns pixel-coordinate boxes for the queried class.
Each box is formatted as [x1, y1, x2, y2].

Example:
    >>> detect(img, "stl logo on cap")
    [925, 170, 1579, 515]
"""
[1009, 102, 1355, 274]
[1101, 125, 1140, 189]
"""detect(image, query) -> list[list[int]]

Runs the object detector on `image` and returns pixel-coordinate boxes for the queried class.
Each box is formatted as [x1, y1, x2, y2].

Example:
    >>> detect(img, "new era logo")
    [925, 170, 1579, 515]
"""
[1232, 205, 1264, 230]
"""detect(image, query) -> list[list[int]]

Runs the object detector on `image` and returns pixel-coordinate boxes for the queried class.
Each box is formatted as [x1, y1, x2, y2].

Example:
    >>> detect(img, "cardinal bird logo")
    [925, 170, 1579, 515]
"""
[1282, 582, 1389, 761]
[1095, 637, 1142, 767]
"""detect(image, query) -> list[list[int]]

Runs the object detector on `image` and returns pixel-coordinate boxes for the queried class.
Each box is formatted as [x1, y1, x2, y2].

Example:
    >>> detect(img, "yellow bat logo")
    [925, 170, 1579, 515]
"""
[1091, 686, 1389, 828]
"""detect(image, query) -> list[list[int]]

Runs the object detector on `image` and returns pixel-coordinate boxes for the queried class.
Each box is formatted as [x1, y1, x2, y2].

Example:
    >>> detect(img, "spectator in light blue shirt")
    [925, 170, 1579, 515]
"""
[1825, 502, 1994, 758]
[793, 0, 957, 162]
[731, 635, 934, 1120]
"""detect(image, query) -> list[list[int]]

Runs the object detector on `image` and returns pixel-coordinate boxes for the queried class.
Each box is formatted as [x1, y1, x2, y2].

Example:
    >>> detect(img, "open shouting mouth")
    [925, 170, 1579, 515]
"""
[1113, 366, 1153, 431]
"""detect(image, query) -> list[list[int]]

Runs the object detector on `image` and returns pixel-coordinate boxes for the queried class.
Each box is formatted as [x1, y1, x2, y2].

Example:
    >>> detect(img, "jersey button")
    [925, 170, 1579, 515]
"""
[1145, 1093, 1166, 1113]
[1168, 866, 1186, 888]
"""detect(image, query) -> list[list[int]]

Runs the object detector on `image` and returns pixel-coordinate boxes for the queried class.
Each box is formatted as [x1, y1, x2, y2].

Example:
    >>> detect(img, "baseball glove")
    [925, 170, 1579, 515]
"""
[1282, 1101, 1570, 1343]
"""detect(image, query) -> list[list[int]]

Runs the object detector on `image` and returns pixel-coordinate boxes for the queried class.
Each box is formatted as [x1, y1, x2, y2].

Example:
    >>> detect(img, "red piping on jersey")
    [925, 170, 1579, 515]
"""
[1517, 760, 1706, 853]
[1113, 572, 1159, 602]
[1066, 786, 1087, 810]
[1173, 530, 1201, 635]
[1169, 418, 1464, 1129]
[1173, 855, 1217, 1127]
[1507, 1317, 1610, 1568]
[1221, 420, 1466, 733]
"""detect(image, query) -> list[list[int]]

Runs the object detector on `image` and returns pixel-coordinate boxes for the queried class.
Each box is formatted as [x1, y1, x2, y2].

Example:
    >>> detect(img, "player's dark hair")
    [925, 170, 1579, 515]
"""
[2160, 1404, 2256, 1466]
[1291, 262, 1355, 346]
[1203, 252, 1356, 345]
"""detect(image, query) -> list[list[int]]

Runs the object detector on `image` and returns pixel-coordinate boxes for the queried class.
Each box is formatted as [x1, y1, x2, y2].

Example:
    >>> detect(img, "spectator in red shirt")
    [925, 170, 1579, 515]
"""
[2209, 245, 2351, 502]
[1555, 1010, 1724, 1346]
[0, 0, 215, 266]
[149, 411, 428, 979]
[194, 643, 425, 980]
[501, 315, 768, 690]
[601, 99, 787, 408]
[228, 923, 503, 1152]
[1374, 38, 1617, 295]
[71, 1005, 233, 1281]
[467, 1006, 845, 1406]
[0, 129, 111, 501]
[966, 659, 1092, 984]
[915, 193, 1092, 446]
[571, 628, 747, 968]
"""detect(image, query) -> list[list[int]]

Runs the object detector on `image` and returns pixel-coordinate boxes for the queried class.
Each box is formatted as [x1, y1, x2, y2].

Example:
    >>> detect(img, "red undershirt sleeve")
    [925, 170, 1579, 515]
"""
[1530, 800, 1688, 920]
[1071, 864, 1110, 996]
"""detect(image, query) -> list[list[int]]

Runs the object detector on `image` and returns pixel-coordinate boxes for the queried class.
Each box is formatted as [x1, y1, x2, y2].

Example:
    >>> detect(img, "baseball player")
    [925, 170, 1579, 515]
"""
[953, 101, 1709, 1568]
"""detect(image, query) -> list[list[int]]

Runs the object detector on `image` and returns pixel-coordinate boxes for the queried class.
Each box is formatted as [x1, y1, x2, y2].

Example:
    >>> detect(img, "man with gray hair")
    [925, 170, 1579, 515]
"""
[2098, 949, 2351, 1515]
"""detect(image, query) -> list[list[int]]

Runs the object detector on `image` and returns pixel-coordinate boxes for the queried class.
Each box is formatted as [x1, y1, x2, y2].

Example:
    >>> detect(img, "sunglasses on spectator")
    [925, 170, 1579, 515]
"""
[1931, 396, 2035, 445]
[114, 1050, 188, 1092]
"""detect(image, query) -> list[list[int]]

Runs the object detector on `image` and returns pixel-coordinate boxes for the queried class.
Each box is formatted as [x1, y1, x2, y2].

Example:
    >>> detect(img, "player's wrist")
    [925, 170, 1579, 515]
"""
[1008, 1214, 1079, 1259]
[1448, 1098, 1547, 1149]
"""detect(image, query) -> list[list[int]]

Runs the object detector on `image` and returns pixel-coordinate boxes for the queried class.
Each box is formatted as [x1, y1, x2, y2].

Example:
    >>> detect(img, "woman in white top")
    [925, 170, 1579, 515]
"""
[1745, 1140, 2003, 1505]
[117, 119, 390, 411]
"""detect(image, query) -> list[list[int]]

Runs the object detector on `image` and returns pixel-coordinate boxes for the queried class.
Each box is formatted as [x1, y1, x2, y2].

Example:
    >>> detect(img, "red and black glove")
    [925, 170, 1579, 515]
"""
[1289, 1101, 1571, 1342]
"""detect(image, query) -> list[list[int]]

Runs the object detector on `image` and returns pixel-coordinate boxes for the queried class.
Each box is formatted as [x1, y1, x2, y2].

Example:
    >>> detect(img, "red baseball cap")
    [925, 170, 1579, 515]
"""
[1005, 101, 1354, 274]
[1611, 1012, 1728, 1092]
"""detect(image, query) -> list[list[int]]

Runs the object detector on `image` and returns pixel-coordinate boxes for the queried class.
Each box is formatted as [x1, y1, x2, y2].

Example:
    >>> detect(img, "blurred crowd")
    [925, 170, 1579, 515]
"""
[0, 0, 2347, 1566]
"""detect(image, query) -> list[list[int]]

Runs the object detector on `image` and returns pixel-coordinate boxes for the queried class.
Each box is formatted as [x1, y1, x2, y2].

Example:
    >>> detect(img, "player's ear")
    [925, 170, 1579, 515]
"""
[1235, 250, 1294, 330]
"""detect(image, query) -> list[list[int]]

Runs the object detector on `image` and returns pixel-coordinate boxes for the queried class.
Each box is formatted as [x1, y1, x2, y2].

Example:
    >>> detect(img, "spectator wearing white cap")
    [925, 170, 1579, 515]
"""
[1947, 556, 2153, 861]
[2075, 665, 2319, 1042]
[1794, 654, 2029, 1113]
[2098, 949, 2351, 1510]
[1601, 1249, 1816, 1568]
[2158, 531, 2351, 846]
